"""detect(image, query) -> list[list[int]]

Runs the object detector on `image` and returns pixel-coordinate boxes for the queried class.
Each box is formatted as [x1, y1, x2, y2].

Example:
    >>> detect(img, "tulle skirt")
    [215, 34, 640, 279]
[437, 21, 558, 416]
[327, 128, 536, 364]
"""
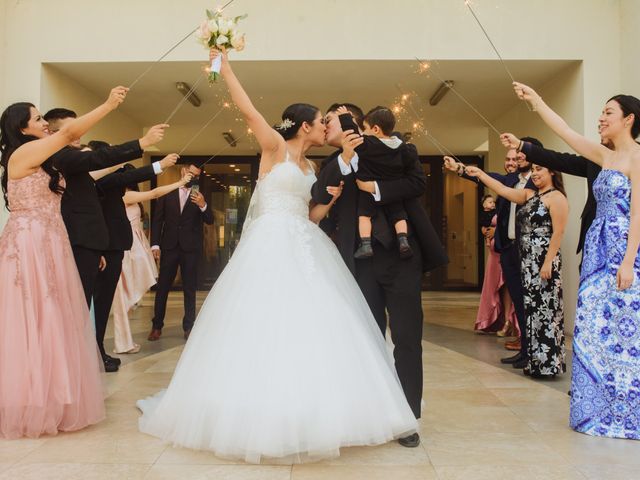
[0, 213, 105, 439]
[138, 211, 417, 463]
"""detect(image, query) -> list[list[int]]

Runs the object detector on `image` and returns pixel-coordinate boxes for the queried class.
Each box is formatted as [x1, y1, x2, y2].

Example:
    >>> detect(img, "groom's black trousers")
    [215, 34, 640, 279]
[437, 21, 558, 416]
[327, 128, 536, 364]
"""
[356, 236, 424, 419]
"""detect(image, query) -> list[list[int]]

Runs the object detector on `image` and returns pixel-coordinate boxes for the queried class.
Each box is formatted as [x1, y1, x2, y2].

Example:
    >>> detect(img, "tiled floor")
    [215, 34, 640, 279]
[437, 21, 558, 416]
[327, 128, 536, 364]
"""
[1, 291, 638, 479]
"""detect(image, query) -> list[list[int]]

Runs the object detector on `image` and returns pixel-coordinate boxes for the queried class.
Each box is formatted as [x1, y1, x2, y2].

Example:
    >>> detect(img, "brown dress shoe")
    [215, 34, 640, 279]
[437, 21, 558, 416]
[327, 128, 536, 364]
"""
[148, 328, 162, 341]
[505, 340, 521, 351]
[184, 329, 191, 341]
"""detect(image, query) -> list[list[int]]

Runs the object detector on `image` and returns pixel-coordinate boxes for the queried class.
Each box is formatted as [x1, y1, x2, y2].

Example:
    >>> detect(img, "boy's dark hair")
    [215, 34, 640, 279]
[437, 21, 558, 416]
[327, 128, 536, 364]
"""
[43, 108, 77, 122]
[363, 106, 396, 136]
[327, 103, 364, 130]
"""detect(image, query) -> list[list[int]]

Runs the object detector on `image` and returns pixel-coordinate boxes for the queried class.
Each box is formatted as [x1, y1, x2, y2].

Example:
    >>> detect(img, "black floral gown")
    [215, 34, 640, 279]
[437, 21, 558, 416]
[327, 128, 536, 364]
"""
[517, 190, 566, 377]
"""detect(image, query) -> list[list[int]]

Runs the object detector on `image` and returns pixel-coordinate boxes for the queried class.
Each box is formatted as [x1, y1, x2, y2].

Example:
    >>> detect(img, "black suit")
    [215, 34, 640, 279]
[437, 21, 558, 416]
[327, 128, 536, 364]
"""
[92, 164, 157, 357]
[522, 141, 600, 255]
[51, 140, 143, 306]
[311, 148, 447, 418]
[461, 170, 535, 358]
[151, 188, 214, 332]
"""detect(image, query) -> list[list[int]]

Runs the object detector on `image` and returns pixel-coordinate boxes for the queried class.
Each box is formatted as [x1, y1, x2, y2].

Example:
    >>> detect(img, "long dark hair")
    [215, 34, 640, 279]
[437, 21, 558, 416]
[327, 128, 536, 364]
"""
[0, 102, 64, 210]
[551, 170, 566, 196]
[608, 94, 640, 140]
[274, 103, 320, 141]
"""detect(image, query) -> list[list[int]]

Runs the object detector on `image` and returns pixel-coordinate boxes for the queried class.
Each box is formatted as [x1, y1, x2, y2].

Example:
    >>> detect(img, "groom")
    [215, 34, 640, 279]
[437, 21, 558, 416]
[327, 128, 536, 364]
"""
[312, 103, 448, 447]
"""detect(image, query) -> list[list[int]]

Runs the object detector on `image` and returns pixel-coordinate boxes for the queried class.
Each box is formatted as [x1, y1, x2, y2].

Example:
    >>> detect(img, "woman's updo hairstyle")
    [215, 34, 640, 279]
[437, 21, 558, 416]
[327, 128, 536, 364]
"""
[608, 94, 640, 140]
[274, 103, 320, 140]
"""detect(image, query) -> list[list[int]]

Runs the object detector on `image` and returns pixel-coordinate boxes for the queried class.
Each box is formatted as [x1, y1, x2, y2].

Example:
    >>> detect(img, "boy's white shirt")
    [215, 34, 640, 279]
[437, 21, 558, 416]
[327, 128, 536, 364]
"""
[336, 136, 402, 201]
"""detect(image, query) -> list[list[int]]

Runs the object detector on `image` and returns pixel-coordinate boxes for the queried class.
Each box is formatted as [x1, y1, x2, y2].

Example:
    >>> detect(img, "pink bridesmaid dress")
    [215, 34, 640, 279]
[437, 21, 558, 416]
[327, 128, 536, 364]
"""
[474, 215, 519, 334]
[0, 169, 105, 439]
[111, 203, 157, 353]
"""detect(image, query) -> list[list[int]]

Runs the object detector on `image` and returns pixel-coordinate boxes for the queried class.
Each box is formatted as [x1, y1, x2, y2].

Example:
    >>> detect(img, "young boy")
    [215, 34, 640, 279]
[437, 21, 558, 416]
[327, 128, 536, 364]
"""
[338, 105, 415, 259]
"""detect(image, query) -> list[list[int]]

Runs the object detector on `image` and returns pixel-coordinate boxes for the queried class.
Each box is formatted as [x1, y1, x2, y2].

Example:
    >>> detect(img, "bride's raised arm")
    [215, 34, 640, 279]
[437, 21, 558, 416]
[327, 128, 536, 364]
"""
[213, 49, 283, 159]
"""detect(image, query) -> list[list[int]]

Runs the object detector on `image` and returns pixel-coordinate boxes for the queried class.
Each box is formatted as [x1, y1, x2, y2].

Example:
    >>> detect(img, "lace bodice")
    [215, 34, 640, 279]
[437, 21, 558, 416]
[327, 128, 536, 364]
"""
[244, 156, 316, 230]
[7, 168, 63, 215]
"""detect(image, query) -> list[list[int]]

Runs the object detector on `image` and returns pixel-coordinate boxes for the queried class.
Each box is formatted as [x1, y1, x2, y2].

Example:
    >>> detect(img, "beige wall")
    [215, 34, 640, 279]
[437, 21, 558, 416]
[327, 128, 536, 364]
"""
[621, 0, 640, 95]
[40, 65, 142, 146]
[0, 0, 8, 228]
[0, 0, 7, 108]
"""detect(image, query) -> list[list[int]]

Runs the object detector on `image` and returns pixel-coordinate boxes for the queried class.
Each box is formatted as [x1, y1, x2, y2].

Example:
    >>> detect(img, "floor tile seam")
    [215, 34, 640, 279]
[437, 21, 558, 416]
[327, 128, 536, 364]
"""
[421, 339, 570, 396]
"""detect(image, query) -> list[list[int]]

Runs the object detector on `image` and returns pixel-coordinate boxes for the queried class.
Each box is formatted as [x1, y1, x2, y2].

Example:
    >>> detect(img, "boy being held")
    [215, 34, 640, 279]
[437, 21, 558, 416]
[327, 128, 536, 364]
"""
[338, 105, 413, 259]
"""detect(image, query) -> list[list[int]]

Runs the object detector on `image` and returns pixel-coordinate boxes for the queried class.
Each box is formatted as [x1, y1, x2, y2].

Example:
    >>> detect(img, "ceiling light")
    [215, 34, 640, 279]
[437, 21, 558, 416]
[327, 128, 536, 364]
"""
[429, 80, 454, 106]
[222, 132, 238, 147]
[175, 82, 201, 107]
[234, 168, 240, 172]
[229, 164, 236, 168]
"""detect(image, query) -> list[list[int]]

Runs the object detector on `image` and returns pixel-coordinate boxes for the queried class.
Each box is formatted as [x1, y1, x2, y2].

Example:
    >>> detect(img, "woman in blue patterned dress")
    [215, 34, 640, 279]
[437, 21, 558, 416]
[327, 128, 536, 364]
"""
[514, 82, 640, 439]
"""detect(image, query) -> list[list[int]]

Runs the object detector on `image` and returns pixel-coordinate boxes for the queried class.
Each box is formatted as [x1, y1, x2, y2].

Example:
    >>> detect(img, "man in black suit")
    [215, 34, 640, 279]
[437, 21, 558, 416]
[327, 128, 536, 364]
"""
[500, 132, 604, 256]
[312, 103, 448, 448]
[149, 163, 214, 341]
[445, 141, 539, 369]
[46, 108, 167, 371]
[91, 147, 179, 371]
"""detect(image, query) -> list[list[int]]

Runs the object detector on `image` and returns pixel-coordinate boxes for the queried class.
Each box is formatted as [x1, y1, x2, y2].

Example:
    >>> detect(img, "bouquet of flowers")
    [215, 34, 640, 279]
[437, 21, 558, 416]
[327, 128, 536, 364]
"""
[196, 8, 247, 83]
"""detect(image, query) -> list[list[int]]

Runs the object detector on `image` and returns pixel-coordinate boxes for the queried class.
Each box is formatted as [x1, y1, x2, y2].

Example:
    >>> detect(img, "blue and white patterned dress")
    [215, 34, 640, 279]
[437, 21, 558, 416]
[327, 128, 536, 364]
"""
[571, 169, 640, 439]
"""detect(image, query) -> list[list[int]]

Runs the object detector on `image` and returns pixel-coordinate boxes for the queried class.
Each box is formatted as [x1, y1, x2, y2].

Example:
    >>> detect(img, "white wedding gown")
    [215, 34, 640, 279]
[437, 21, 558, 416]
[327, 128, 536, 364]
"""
[137, 153, 418, 463]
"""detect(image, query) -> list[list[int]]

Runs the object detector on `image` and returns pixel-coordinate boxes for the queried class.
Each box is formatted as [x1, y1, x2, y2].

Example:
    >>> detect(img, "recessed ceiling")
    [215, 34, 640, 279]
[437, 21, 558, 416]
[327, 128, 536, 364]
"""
[45, 59, 578, 157]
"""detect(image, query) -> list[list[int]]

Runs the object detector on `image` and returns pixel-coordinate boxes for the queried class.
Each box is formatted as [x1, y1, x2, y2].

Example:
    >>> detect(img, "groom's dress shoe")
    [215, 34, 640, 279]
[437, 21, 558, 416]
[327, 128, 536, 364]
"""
[103, 354, 121, 366]
[398, 433, 420, 448]
[102, 356, 119, 373]
[500, 352, 522, 364]
[148, 328, 162, 341]
[512, 358, 529, 369]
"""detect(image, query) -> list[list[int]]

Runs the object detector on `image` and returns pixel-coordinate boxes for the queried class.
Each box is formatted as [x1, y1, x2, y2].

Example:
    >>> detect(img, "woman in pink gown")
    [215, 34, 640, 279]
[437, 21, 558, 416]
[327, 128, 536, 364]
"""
[0, 88, 126, 438]
[112, 171, 192, 354]
[475, 198, 519, 336]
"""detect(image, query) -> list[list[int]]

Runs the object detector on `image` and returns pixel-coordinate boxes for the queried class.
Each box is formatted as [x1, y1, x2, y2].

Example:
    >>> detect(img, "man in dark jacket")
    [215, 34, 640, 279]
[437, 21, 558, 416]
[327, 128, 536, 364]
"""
[149, 163, 214, 342]
[312, 103, 448, 448]
[46, 108, 168, 371]
[91, 147, 178, 371]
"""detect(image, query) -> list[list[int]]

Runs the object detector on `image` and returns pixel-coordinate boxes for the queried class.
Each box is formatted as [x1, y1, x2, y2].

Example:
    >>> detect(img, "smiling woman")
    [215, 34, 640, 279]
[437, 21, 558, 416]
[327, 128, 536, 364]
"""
[461, 161, 569, 378]
[0, 88, 127, 439]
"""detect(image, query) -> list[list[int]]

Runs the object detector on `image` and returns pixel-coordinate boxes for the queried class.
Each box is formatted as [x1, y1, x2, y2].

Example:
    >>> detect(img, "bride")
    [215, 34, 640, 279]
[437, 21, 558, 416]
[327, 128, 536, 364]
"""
[137, 50, 418, 464]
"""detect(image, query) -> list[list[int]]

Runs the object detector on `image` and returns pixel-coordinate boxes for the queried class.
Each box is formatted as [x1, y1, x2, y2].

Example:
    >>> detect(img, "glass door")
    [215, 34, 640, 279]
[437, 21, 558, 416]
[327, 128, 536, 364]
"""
[150, 155, 259, 290]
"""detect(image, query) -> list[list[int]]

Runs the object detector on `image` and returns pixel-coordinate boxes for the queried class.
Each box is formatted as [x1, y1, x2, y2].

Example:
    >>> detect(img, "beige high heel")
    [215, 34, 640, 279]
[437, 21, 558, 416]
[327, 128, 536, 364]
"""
[497, 322, 512, 337]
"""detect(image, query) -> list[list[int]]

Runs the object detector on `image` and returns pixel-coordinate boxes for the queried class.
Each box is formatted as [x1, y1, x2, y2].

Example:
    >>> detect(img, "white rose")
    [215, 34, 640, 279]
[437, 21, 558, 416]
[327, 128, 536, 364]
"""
[207, 19, 219, 34]
[218, 19, 231, 35]
[216, 34, 229, 46]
